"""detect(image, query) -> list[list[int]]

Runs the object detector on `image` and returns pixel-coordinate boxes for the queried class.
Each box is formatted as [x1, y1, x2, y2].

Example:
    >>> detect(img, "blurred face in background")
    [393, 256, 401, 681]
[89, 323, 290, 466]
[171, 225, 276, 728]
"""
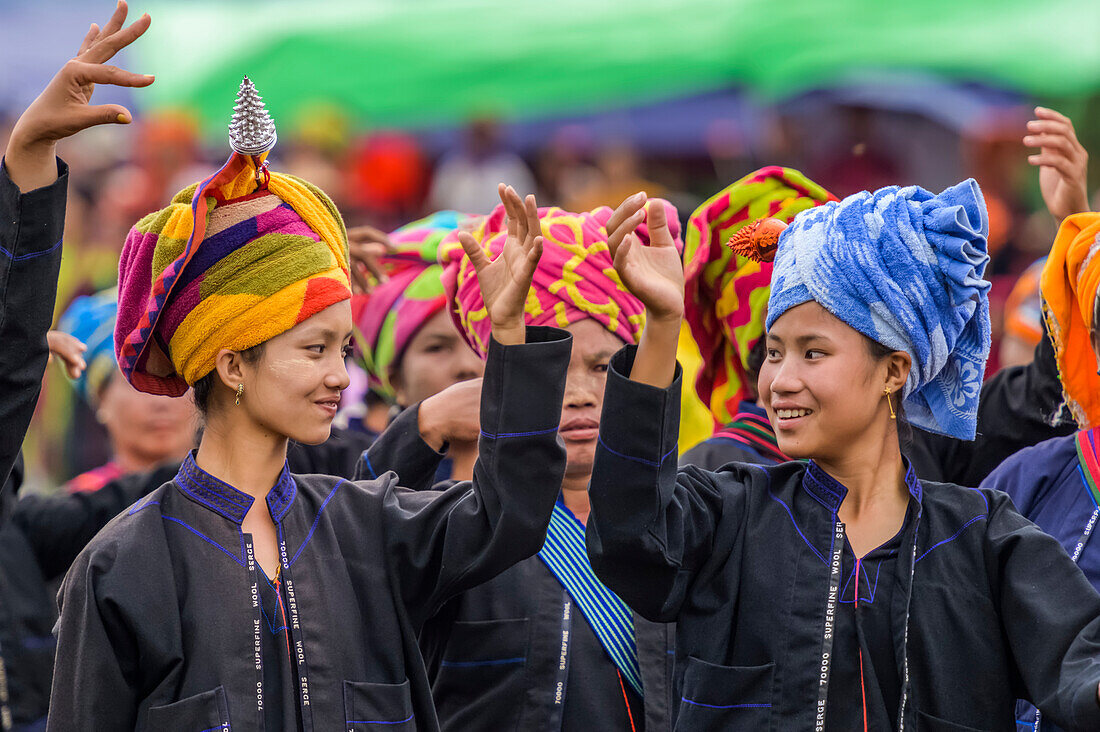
[97, 371, 199, 469]
[392, 310, 484, 407]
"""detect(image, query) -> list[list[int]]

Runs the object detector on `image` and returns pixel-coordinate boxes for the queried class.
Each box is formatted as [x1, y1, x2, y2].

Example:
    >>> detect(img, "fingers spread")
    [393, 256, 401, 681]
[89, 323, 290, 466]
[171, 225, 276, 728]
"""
[82, 11, 151, 64]
[99, 1, 129, 38]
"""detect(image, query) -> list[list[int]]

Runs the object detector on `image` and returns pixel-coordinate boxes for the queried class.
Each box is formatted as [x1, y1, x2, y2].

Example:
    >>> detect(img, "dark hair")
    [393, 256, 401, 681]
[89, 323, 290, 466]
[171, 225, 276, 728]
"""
[863, 335, 912, 444]
[191, 342, 266, 418]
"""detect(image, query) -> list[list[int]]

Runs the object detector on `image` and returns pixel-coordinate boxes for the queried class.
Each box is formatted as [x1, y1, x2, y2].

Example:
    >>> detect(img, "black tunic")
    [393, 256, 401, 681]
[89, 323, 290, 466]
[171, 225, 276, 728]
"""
[48, 326, 571, 731]
[363, 406, 675, 731]
[586, 345, 1100, 731]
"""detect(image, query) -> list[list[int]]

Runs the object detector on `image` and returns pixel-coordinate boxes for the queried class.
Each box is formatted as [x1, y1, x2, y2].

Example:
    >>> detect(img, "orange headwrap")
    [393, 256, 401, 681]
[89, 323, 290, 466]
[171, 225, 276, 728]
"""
[1041, 213, 1100, 427]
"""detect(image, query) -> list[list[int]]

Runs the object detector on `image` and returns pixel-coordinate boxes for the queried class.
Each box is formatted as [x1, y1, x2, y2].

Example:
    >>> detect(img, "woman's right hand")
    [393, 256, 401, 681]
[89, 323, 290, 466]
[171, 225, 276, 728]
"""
[47, 331, 88, 380]
[456, 184, 544, 346]
[5, 1, 154, 192]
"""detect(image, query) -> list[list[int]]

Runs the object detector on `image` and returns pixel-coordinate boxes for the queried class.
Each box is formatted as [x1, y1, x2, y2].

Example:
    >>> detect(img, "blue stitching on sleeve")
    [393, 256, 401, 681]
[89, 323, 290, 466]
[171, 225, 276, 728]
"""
[596, 436, 678, 468]
[0, 237, 63, 262]
[479, 426, 559, 439]
[290, 480, 345, 565]
[347, 713, 414, 725]
[161, 516, 245, 566]
[361, 451, 377, 479]
[915, 515, 984, 563]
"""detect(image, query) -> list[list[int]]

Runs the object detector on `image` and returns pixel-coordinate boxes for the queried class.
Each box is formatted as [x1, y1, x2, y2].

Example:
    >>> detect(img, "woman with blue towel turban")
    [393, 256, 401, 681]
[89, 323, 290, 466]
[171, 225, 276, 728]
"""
[584, 181, 1100, 730]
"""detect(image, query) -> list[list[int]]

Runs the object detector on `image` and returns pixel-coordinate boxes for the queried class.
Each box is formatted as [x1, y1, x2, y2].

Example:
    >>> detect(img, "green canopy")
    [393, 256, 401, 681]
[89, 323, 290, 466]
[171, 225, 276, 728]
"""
[136, 0, 1100, 132]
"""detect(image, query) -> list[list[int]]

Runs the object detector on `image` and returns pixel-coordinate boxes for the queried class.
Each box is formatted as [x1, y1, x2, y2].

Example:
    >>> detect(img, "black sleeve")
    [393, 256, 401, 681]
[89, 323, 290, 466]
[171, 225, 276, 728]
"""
[586, 345, 735, 622]
[908, 323, 1074, 486]
[287, 426, 375, 479]
[48, 541, 142, 731]
[356, 402, 446, 490]
[987, 491, 1100, 728]
[12, 464, 177, 581]
[0, 158, 67, 491]
[378, 326, 570, 621]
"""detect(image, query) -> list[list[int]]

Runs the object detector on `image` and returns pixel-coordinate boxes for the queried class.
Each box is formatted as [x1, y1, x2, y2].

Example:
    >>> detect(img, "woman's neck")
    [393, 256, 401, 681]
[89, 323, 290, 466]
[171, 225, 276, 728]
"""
[447, 440, 478, 482]
[194, 417, 289, 502]
[816, 428, 907, 523]
[561, 473, 591, 525]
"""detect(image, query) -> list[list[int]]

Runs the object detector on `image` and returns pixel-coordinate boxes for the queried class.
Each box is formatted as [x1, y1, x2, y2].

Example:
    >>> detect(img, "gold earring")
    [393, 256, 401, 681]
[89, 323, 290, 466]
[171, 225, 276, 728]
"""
[235, 383, 244, 406]
[884, 386, 896, 420]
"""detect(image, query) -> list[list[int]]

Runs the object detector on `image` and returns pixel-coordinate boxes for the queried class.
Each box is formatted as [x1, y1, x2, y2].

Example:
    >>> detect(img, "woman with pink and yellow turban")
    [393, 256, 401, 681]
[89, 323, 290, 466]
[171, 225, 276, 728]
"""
[51, 80, 573, 730]
[377, 195, 682, 730]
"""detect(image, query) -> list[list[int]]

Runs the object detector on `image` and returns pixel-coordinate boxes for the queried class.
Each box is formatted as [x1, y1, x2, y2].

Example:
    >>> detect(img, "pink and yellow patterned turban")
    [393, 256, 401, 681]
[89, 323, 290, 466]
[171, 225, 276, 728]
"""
[352, 210, 477, 400]
[441, 201, 682, 358]
[684, 167, 834, 425]
[115, 152, 351, 396]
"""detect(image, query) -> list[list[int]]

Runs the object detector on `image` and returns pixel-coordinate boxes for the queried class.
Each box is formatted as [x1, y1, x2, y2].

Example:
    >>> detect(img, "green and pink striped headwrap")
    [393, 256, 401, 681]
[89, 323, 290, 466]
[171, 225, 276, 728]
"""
[352, 211, 477, 400]
[684, 166, 834, 425]
[441, 200, 682, 358]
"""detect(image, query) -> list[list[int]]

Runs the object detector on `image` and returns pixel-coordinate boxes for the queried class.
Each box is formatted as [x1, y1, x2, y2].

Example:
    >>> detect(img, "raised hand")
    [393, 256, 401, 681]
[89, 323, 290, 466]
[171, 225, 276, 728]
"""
[5, 1, 154, 192]
[456, 184, 544, 346]
[1025, 107, 1090, 222]
[605, 192, 685, 323]
[346, 224, 394, 294]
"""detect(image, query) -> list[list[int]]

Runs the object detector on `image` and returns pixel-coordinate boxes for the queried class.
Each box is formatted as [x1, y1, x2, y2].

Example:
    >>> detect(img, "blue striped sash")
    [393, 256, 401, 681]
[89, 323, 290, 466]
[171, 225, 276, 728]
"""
[538, 501, 643, 696]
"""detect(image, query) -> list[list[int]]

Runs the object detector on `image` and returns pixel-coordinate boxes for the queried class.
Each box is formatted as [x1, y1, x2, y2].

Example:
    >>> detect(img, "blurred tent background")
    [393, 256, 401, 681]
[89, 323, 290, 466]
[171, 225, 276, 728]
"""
[3, 0, 1100, 488]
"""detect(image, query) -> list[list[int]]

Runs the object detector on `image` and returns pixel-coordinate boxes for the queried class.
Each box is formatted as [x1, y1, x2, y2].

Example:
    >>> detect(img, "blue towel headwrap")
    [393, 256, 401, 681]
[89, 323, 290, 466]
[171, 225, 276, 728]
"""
[766, 179, 991, 440]
[58, 288, 120, 408]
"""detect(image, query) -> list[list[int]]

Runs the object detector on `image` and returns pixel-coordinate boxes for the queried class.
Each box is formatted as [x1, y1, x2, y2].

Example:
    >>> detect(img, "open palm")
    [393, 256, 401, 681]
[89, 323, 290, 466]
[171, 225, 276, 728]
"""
[1025, 107, 1089, 221]
[606, 193, 684, 322]
[457, 184, 544, 338]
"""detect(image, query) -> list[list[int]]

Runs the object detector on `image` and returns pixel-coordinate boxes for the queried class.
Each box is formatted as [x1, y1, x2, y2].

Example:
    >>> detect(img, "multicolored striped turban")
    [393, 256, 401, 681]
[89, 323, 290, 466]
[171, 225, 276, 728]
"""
[58, 288, 119, 409]
[352, 210, 477, 400]
[115, 152, 351, 396]
[1041, 213, 1100, 428]
[683, 167, 834, 425]
[441, 200, 681, 358]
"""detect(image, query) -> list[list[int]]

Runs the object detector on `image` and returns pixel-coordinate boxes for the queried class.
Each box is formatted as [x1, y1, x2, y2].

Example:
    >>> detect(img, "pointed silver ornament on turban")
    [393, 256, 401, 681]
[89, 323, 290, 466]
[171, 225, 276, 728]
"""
[228, 76, 277, 156]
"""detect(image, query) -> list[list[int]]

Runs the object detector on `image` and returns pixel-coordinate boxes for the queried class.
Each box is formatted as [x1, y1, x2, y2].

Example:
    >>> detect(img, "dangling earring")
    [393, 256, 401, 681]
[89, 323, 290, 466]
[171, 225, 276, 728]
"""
[884, 386, 896, 420]
[235, 383, 244, 406]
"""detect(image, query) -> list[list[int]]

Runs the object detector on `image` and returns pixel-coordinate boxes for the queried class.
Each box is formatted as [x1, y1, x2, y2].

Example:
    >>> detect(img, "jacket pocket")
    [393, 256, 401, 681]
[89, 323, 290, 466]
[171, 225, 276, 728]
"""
[675, 656, 774, 732]
[916, 710, 990, 731]
[344, 679, 415, 730]
[432, 618, 528, 732]
[145, 686, 230, 730]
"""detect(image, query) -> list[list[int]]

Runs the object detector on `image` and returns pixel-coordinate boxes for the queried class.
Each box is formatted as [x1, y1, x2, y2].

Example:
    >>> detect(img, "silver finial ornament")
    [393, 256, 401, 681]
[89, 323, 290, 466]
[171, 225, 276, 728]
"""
[228, 76, 277, 156]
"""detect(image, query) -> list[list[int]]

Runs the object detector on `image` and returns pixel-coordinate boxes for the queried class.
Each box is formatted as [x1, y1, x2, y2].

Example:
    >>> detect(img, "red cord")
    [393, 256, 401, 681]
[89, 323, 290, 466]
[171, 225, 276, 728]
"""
[855, 557, 868, 732]
[274, 573, 294, 664]
[617, 670, 638, 732]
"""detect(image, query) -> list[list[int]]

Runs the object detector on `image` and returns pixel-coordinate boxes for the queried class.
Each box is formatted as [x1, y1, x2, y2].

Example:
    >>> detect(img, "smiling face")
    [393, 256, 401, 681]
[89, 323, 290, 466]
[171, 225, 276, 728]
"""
[234, 300, 354, 446]
[560, 319, 626, 483]
[392, 310, 485, 408]
[758, 301, 909, 463]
